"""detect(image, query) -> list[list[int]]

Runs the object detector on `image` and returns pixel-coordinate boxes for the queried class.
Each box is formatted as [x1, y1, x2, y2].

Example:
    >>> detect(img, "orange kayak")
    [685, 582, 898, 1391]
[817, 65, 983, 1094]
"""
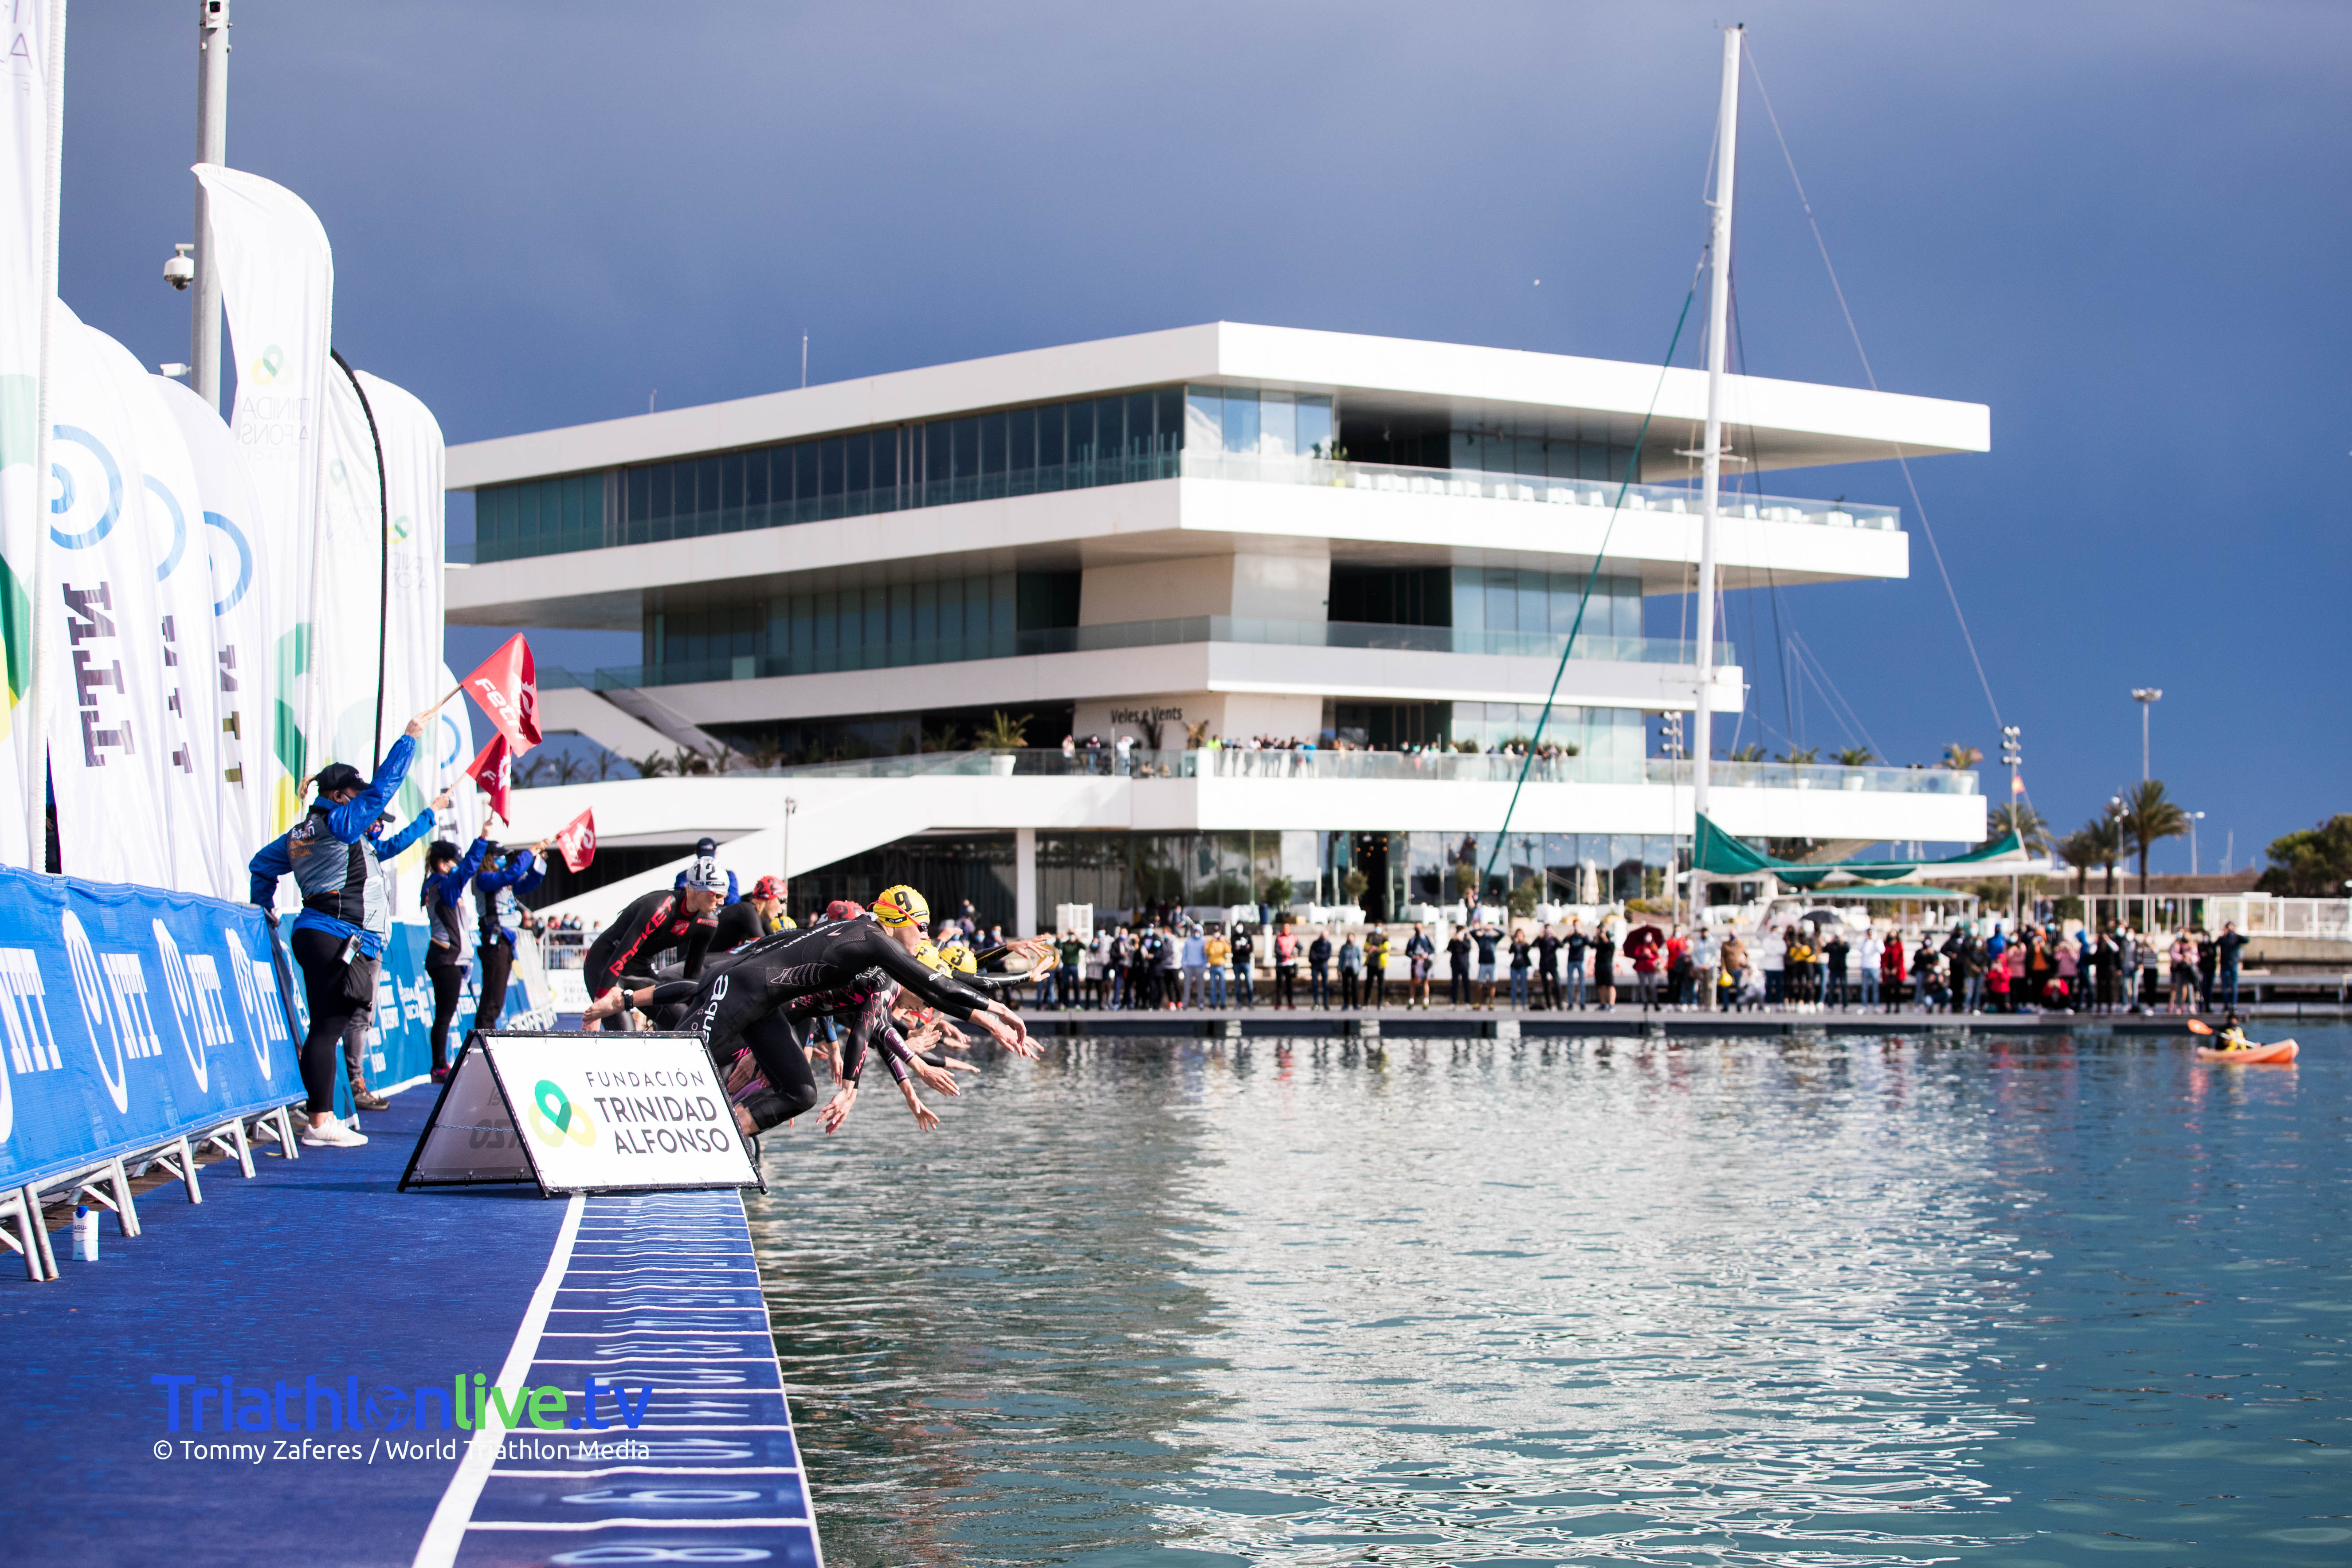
[2195, 1039, 2299, 1064]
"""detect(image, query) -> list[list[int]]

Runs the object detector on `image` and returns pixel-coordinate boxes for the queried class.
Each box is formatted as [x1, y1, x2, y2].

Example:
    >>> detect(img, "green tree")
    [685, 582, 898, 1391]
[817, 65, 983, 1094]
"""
[2118, 779, 2191, 894]
[1342, 866, 1370, 905]
[2058, 826, 2103, 903]
[1834, 745, 1875, 766]
[976, 710, 1031, 750]
[1778, 746, 1819, 764]
[1984, 802, 2052, 856]
[1942, 742, 1983, 770]
[1728, 743, 1766, 763]
[2258, 815, 2352, 896]
[631, 752, 672, 780]
[1453, 860, 1479, 907]
[1262, 874, 1294, 908]
[1508, 877, 1541, 918]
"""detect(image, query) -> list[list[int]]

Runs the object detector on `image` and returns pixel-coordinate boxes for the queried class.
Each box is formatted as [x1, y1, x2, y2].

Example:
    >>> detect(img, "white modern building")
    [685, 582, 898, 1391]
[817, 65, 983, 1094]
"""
[448, 322, 1990, 929]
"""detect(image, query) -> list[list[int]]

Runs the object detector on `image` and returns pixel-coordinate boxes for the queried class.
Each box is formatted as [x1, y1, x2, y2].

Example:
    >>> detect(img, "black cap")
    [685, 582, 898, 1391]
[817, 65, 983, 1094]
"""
[695, 836, 719, 857]
[313, 762, 365, 796]
[427, 839, 460, 864]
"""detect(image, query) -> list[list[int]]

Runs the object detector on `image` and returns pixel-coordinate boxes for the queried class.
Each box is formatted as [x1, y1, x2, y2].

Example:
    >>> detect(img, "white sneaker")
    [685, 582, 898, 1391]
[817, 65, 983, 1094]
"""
[300, 1119, 369, 1148]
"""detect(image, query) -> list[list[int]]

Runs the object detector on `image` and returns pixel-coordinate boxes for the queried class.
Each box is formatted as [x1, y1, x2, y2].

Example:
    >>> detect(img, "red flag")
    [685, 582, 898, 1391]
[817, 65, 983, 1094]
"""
[462, 633, 542, 754]
[553, 807, 596, 873]
[468, 733, 512, 821]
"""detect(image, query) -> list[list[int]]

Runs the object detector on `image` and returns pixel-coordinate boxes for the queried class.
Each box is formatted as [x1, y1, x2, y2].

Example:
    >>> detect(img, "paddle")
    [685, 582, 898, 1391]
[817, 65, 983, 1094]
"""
[2185, 1019, 2214, 1035]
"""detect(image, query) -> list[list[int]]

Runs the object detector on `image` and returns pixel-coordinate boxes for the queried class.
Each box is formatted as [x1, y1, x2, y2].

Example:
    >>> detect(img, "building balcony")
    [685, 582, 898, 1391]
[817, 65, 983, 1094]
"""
[674, 746, 1976, 796]
[587, 616, 1737, 691]
[1180, 451, 1900, 531]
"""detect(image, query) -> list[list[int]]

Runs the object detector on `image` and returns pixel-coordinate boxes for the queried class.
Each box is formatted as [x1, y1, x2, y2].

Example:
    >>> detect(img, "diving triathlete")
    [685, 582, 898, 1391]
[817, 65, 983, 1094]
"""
[594, 884, 1032, 1128]
[710, 874, 791, 950]
[583, 858, 727, 1028]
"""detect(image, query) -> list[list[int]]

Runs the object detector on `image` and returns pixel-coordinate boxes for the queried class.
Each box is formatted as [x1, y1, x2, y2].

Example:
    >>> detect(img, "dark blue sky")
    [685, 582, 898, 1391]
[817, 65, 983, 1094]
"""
[57, 3, 2351, 874]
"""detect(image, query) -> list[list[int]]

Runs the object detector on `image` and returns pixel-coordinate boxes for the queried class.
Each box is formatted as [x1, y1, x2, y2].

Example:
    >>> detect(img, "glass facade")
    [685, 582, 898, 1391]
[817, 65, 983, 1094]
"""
[1182, 387, 1336, 458]
[646, 569, 1080, 674]
[1399, 831, 1681, 910]
[474, 471, 611, 561]
[1322, 699, 1645, 755]
[1449, 430, 1637, 482]
[1453, 568, 1643, 641]
[474, 388, 1188, 564]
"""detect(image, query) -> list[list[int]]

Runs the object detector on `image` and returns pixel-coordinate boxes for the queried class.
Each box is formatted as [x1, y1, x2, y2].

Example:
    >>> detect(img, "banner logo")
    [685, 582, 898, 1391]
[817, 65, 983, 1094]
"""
[49, 424, 121, 549]
[63, 912, 165, 1114]
[527, 1079, 596, 1149]
[203, 510, 254, 615]
[150, 920, 226, 1095]
[249, 345, 284, 386]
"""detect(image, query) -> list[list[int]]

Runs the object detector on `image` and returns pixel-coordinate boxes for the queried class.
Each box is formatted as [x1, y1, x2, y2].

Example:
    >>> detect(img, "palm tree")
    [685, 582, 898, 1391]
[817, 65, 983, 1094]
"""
[1834, 745, 1874, 766]
[552, 753, 584, 786]
[2119, 779, 2191, 894]
[2060, 827, 2117, 902]
[2081, 813, 2124, 900]
[1778, 745, 1819, 764]
[633, 752, 672, 780]
[1984, 802, 2051, 856]
[1942, 742, 1983, 771]
[976, 710, 1030, 750]
[1728, 743, 1766, 763]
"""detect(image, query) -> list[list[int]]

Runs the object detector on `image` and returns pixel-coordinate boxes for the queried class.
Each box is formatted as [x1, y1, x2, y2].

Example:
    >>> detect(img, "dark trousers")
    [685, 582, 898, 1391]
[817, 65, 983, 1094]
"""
[1538, 967, 1559, 1007]
[291, 927, 376, 1117]
[1310, 966, 1329, 1007]
[475, 934, 515, 1031]
[427, 957, 466, 1072]
[1275, 967, 1297, 1007]
[1449, 968, 1469, 1005]
[1235, 968, 1254, 1007]
[1341, 972, 1360, 1009]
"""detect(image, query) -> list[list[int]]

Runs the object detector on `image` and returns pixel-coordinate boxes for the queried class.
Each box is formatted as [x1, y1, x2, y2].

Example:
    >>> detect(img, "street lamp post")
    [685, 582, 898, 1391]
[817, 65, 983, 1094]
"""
[2189, 811, 2205, 877]
[2131, 688, 2162, 781]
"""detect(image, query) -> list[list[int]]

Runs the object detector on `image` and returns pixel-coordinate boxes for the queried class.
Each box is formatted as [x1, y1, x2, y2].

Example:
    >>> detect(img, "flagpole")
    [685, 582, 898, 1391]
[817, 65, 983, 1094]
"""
[1690, 23, 1741, 916]
[25, 0, 68, 869]
[330, 350, 392, 760]
[190, 0, 229, 413]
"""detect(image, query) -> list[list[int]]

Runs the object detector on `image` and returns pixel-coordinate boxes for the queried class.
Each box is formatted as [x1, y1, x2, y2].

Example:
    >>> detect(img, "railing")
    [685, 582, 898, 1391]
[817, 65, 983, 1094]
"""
[594, 618, 1733, 690]
[2080, 894, 2352, 942]
[1181, 450, 1903, 531]
[596, 747, 1976, 795]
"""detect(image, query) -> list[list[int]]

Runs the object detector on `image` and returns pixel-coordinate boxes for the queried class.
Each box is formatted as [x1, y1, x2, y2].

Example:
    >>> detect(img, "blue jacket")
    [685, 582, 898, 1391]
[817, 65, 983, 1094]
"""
[423, 835, 492, 954]
[248, 735, 421, 958]
[474, 849, 545, 945]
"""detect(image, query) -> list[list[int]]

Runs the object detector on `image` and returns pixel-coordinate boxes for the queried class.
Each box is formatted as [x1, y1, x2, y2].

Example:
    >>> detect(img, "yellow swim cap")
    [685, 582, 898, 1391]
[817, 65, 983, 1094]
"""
[872, 885, 929, 928]
[938, 939, 976, 974]
[914, 939, 949, 974]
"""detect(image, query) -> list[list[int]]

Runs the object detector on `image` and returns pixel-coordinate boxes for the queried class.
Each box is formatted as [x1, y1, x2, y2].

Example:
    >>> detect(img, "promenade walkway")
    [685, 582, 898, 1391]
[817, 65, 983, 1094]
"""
[0, 1089, 819, 1568]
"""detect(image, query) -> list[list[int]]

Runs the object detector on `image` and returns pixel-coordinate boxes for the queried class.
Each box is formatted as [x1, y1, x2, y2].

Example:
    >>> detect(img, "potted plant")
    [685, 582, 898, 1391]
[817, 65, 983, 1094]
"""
[978, 710, 1029, 774]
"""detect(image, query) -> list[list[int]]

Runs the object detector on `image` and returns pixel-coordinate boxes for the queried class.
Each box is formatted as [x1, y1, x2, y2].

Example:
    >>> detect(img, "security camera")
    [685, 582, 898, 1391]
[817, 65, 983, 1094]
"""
[163, 243, 194, 290]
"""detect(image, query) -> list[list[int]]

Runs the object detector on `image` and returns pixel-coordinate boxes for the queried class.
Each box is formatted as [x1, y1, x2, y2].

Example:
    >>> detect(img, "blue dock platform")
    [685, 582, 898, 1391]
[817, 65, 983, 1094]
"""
[0, 1091, 821, 1568]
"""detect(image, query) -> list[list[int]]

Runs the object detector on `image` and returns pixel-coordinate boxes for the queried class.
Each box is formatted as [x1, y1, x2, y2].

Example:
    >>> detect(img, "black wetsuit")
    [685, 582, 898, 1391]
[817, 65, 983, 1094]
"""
[674, 920, 995, 1125]
[585, 889, 717, 1024]
[710, 900, 768, 952]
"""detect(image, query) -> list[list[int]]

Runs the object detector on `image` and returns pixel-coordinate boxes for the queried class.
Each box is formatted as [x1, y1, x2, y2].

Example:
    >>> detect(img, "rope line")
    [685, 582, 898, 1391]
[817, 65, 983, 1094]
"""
[1745, 44, 2005, 735]
[1477, 257, 1705, 903]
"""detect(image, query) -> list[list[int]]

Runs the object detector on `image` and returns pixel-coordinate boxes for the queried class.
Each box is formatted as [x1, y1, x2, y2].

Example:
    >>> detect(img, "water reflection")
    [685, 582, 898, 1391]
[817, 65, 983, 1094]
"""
[749, 1031, 2346, 1567]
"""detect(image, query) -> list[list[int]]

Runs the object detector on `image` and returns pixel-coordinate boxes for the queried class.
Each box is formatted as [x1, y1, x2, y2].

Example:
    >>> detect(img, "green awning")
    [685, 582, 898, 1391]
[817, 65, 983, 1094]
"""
[1791, 884, 1973, 900]
[1692, 813, 2020, 890]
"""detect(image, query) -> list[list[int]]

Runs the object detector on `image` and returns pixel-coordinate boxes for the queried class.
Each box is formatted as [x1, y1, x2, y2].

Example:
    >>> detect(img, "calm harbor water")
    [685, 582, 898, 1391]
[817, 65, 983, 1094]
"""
[747, 1028, 2348, 1567]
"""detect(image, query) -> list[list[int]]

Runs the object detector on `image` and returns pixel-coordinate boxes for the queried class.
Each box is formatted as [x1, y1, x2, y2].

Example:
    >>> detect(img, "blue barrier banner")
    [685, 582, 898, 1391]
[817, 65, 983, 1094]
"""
[0, 866, 302, 1191]
[279, 921, 556, 1118]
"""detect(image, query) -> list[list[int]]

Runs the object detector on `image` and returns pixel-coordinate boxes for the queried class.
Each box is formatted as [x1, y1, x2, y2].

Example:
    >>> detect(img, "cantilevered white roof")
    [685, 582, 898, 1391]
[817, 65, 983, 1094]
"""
[447, 321, 1988, 490]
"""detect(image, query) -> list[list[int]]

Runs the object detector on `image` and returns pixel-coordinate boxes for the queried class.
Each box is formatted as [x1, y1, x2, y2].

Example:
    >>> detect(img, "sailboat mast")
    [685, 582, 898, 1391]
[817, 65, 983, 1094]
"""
[1691, 24, 1741, 855]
